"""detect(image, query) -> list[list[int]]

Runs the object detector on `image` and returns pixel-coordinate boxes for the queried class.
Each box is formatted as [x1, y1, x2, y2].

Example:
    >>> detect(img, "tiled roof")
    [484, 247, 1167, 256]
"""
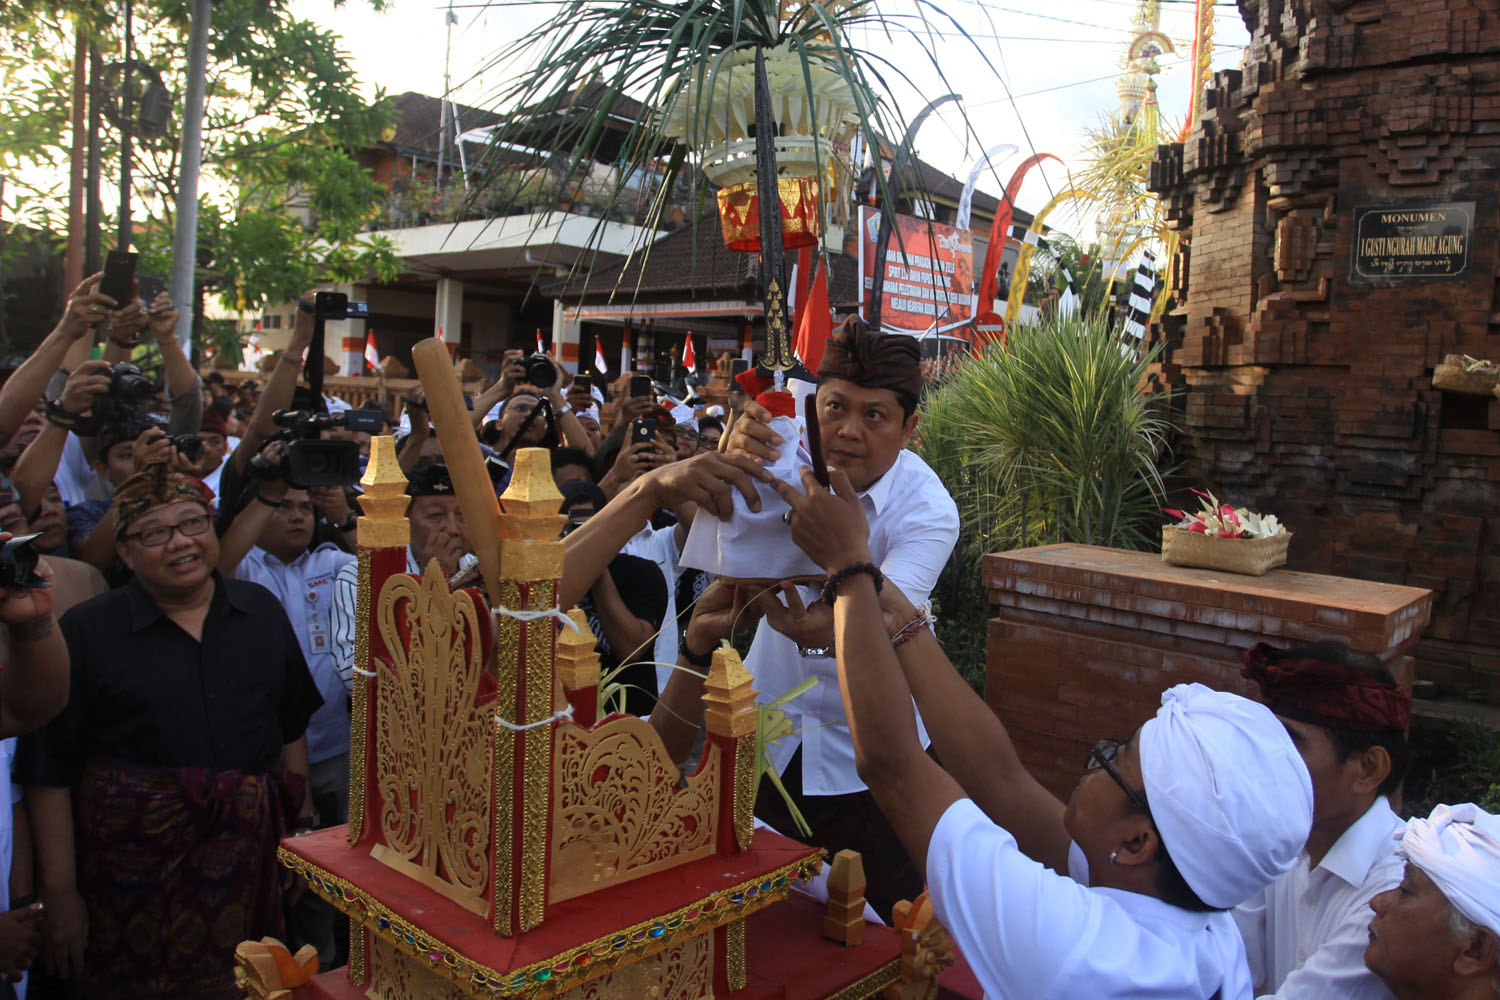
[385, 92, 503, 158]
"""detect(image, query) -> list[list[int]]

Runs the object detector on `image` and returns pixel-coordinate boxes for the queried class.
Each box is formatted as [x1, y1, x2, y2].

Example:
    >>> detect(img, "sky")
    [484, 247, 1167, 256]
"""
[291, 0, 1252, 236]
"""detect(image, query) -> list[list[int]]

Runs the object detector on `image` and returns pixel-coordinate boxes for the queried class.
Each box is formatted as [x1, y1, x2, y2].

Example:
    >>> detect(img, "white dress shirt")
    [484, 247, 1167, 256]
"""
[236, 543, 356, 765]
[621, 523, 683, 693]
[929, 798, 1253, 1000]
[743, 448, 958, 796]
[1233, 797, 1404, 999]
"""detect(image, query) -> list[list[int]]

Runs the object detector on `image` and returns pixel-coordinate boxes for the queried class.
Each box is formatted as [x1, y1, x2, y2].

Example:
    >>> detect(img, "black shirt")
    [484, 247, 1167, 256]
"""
[15, 575, 323, 787]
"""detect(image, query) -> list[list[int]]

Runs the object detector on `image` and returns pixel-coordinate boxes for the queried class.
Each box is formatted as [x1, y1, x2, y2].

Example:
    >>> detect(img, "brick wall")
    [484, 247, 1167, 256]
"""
[984, 545, 1432, 799]
[1147, 0, 1500, 701]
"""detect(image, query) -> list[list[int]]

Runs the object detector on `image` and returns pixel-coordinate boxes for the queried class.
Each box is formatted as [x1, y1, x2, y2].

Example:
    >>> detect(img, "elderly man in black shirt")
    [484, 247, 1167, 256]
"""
[16, 462, 322, 1000]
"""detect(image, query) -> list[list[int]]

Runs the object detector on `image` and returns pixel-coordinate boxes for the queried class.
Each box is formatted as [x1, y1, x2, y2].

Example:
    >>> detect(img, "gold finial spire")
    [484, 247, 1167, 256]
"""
[357, 435, 411, 547]
[555, 608, 601, 693]
[498, 447, 568, 581]
[703, 647, 757, 738]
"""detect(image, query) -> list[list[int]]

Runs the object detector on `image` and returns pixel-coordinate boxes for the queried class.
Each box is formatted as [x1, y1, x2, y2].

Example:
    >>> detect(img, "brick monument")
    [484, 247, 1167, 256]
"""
[1146, 0, 1500, 700]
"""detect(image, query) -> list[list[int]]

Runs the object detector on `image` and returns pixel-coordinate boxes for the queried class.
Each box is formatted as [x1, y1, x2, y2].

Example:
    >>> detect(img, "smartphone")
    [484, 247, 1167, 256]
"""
[629, 375, 652, 398]
[731, 358, 750, 377]
[136, 274, 166, 309]
[630, 417, 657, 447]
[99, 250, 138, 307]
[573, 374, 592, 393]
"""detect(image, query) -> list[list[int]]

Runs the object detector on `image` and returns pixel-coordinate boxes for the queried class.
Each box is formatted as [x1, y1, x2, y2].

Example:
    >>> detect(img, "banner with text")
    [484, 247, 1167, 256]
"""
[857, 206, 975, 335]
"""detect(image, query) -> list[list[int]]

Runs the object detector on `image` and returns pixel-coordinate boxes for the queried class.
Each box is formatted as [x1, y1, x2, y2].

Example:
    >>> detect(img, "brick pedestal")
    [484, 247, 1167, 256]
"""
[984, 544, 1433, 799]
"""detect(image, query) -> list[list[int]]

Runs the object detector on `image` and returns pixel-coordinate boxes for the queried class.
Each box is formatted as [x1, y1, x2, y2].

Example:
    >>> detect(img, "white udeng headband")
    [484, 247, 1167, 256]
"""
[1401, 802, 1500, 935]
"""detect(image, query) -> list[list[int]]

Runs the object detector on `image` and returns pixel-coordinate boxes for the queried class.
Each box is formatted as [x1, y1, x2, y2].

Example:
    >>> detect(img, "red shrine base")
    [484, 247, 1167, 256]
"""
[293, 892, 982, 1000]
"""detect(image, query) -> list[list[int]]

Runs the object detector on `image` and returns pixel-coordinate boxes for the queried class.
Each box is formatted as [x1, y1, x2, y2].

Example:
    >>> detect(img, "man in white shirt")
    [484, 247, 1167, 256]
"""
[1236, 641, 1412, 999]
[1364, 803, 1500, 1000]
[231, 484, 355, 969]
[770, 467, 1314, 998]
[725, 322, 958, 918]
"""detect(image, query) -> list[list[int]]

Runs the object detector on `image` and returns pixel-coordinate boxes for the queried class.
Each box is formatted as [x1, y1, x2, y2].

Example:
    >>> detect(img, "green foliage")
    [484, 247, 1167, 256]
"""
[916, 314, 1175, 690]
[1406, 719, 1500, 818]
[0, 0, 395, 318]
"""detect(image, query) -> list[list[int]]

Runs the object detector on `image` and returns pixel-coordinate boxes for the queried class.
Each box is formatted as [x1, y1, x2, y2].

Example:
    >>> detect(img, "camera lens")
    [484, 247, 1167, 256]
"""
[524, 353, 557, 388]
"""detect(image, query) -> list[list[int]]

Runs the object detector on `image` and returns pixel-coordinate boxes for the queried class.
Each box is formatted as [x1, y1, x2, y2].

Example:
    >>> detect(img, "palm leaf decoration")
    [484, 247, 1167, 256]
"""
[469, 0, 1004, 292]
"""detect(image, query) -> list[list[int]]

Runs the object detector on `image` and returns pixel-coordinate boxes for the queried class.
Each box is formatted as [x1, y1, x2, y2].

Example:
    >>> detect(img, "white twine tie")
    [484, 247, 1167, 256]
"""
[494, 703, 575, 732]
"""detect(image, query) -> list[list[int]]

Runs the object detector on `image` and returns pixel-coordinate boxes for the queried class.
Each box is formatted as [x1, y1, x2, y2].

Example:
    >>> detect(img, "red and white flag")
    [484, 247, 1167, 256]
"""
[364, 332, 380, 371]
[594, 341, 609, 375]
[683, 335, 696, 374]
[536, 330, 546, 354]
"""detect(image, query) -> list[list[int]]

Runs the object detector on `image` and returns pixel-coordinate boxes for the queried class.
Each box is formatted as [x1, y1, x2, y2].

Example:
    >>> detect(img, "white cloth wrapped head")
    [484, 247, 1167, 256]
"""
[1139, 683, 1313, 909]
[1399, 803, 1500, 935]
[670, 403, 696, 427]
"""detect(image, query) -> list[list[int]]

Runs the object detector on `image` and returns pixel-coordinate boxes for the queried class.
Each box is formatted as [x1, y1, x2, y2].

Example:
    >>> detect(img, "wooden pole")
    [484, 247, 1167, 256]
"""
[411, 337, 504, 598]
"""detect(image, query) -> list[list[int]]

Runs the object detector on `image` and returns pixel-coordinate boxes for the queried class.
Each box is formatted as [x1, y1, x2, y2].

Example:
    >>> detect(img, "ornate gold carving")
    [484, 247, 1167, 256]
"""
[492, 580, 522, 936]
[498, 448, 567, 581]
[358, 435, 411, 548]
[826, 961, 902, 1000]
[550, 716, 721, 904]
[232, 938, 318, 999]
[367, 935, 469, 1000]
[733, 736, 756, 853]
[520, 581, 557, 932]
[350, 925, 368, 988]
[725, 918, 747, 992]
[554, 609, 600, 693]
[280, 847, 822, 1000]
[552, 931, 713, 1000]
[823, 849, 868, 946]
[703, 647, 757, 738]
[881, 891, 955, 1000]
[349, 547, 372, 847]
[370, 562, 492, 915]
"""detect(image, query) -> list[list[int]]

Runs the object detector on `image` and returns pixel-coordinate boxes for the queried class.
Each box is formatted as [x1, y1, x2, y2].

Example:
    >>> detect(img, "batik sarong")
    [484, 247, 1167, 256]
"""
[74, 756, 303, 1000]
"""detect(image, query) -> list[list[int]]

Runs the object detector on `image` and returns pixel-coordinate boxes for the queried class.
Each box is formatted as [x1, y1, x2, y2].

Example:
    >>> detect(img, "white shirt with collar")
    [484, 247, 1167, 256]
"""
[235, 543, 356, 766]
[1233, 796, 1404, 999]
[743, 447, 958, 797]
[621, 522, 683, 693]
[929, 797, 1253, 1000]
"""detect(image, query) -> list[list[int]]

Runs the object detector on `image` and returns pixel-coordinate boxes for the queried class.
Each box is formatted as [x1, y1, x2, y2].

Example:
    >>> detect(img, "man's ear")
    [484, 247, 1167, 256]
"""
[1351, 744, 1393, 796]
[1453, 924, 1500, 978]
[901, 411, 920, 444]
[1113, 816, 1160, 868]
[115, 540, 134, 572]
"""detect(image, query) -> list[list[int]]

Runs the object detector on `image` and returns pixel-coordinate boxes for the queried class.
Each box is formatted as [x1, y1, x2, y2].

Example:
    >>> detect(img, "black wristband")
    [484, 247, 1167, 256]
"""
[44, 398, 92, 432]
[333, 511, 358, 532]
[821, 562, 883, 605]
[682, 643, 716, 670]
[254, 493, 281, 509]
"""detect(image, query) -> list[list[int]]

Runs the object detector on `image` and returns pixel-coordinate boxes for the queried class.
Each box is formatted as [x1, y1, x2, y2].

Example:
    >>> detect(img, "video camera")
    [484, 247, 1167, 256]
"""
[247, 406, 385, 488]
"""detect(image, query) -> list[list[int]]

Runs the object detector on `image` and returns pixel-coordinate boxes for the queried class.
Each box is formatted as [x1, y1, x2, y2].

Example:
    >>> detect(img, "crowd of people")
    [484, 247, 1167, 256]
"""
[0, 271, 1493, 1000]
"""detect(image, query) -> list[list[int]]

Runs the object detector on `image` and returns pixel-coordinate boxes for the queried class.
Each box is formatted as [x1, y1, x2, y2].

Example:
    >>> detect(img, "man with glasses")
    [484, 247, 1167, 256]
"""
[771, 465, 1314, 998]
[15, 462, 322, 999]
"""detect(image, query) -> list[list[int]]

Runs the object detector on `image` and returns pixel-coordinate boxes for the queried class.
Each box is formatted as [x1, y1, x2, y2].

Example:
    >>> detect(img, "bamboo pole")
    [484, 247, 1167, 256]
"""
[411, 338, 504, 598]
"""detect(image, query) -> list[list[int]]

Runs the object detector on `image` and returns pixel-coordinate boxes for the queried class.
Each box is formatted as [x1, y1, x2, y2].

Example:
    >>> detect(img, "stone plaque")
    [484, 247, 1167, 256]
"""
[1350, 202, 1474, 282]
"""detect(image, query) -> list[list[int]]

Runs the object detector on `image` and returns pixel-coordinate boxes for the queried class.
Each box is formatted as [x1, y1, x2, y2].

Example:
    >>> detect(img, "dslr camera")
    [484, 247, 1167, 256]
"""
[248, 406, 385, 488]
[523, 352, 557, 388]
[299, 290, 369, 322]
[91, 363, 159, 426]
[0, 533, 49, 590]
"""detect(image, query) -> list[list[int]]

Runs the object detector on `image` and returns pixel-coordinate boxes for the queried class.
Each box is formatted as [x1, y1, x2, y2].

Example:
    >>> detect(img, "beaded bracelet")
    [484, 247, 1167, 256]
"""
[820, 561, 883, 605]
[891, 608, 931, 648]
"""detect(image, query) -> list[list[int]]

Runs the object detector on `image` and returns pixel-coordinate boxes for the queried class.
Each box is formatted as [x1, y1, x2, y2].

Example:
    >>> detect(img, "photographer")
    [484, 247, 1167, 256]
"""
[0, 533, 69, 740]
[223, 469, 355, 969]
[0, 481, 105, 665]
[0, 275, 112, 450]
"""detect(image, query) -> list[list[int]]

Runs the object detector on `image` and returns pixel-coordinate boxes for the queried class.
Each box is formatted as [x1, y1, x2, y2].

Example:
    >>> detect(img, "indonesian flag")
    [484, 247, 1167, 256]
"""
[792, 254, 832, 373]
[536, 330, 546, 354]
[683, 335, 696, 374]
[594, 341, 609, 375]
[364, 332, 380, 372]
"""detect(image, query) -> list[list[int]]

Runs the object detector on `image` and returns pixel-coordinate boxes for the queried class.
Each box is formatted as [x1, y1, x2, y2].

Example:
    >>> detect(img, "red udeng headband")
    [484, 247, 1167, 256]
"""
[734, 369, 796, 418]
[1242, 642, 1412, 732]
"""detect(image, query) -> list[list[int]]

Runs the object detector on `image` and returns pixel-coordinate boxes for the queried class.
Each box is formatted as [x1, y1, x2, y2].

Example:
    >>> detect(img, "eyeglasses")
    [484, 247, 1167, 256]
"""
[122, 513, 213, 547]
[1087, 737, 1153, 816]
